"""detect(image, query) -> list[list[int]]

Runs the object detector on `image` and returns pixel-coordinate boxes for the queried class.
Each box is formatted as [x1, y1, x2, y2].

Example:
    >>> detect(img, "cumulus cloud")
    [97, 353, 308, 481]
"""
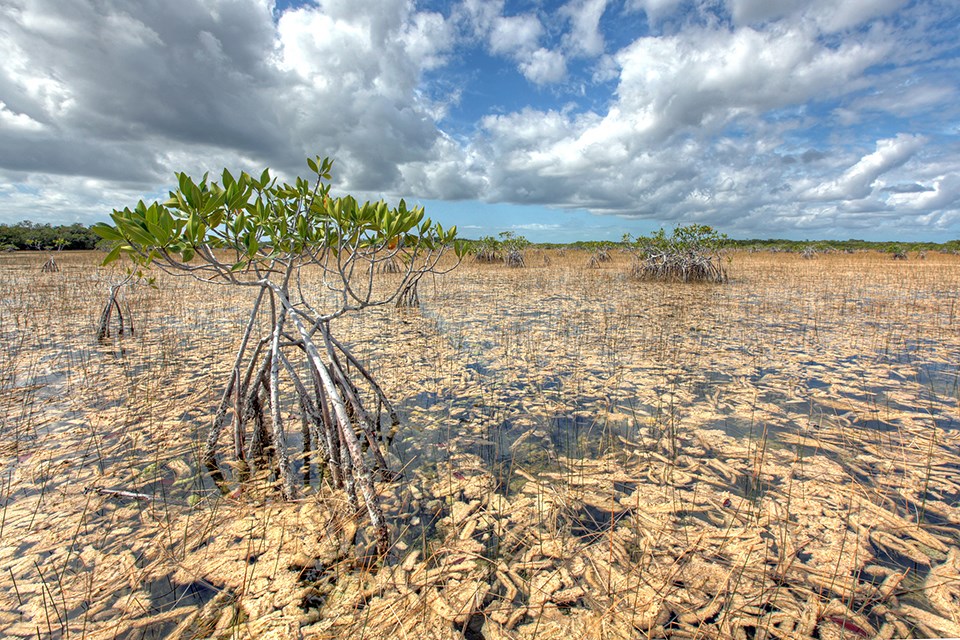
[885, 174, 960, 210]
[613, 25, 888, 139]
[561, 0, 609, 57]
[273, 0, 459, 190]
[2, 0, 286, 182]
[488, 14, 542, 55]
[727, 0, 907, 31]
[459, 0, 568, 84]
[626, 0, 686, 24]
[0, 0, 456, 195]
[0, 100, 43, 131]
[518, 48, 568, 85]
[451, 16, 899, 228]
[806, 134, 927, 201]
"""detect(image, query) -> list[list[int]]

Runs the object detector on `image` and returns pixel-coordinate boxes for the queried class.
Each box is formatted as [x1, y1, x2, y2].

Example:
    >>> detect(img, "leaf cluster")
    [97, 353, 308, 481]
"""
[92, 156, 463, 274]
[633, 224, 728, 257]
[630, 224, 729, 283]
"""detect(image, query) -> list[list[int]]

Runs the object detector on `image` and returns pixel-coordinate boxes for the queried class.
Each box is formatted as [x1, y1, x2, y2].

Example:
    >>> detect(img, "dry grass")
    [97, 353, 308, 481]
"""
[1, 249, 959, 639]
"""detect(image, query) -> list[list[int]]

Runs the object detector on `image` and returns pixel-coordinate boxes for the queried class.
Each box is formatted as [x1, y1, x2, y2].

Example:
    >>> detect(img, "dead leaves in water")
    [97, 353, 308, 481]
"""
[2, 251, 960, 638]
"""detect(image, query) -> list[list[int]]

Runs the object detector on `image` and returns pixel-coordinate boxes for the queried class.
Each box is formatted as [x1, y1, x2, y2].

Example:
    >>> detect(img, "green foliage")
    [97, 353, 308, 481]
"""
[0, 222, 102, 251]
[472, 235, 502, 262]
[632, 224, 729, 283]
[497, 230, 530, 251]
[90, 156, 465, 552]
[469, 232, 530, 266]
[93, 156, 463, 274]
[497, 231, 530, 268]
[634, 224, 728, 257]
[723, 237, 952, 254]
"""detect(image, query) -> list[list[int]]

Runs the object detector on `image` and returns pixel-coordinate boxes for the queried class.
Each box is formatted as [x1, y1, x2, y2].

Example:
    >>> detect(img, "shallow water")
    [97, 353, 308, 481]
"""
[3, 251, 960, 638]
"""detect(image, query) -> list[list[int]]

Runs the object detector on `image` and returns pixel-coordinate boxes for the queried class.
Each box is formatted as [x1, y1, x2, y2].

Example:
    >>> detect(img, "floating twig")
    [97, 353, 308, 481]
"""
[87, 487, 152, 501]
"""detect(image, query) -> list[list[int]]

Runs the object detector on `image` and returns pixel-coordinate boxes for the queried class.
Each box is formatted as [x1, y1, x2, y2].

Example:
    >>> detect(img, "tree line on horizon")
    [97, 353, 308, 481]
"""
[0, 221, 102, 251]
[1, 220, 957, 254]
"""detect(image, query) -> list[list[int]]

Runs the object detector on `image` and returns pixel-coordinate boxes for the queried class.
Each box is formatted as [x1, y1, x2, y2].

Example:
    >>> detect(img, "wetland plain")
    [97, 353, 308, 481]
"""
[1, 249, 959, 639]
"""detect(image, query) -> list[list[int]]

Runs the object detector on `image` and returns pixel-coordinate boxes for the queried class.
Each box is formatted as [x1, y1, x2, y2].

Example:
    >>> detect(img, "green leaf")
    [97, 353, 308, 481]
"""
[118, 219, 156, 248]
[91, 222, 122, 242]
[207, 209, 224, 230]
[178, 172, 192, 197]
[101, 243, 124, 265]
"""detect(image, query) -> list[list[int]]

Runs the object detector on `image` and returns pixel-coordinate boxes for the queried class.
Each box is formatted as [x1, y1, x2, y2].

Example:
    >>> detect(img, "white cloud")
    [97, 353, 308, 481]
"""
[562, 0, 609, 57]
[814, 0, 907, 32]
[0, 101, 44, 131]
[462, 0, 543, 56]
[726, 0, 807, 25]
[399, 133, 488, 201]
[0, 171, 158, 226]
[456, 19, 895, 220]
[806, 134, 927, 201]
[518, 48, 568, 85]
[849, 83, 957, 118]
[459, 0, 567, 85]
[511, 223, 562, 231]
[613, 25, 888, 138]
[489, 14, 542, 55]
[626, 0, 687, 23]
[460, 0, 503, 34]
[886, 174, 960, 210]
[401, 11, 455, 70]
[727, 0, 907, 31]
[0, 0, 461, 197]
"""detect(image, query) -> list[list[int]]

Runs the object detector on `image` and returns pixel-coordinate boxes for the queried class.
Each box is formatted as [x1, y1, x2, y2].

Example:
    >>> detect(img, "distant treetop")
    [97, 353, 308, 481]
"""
[0, 221, 103, 251]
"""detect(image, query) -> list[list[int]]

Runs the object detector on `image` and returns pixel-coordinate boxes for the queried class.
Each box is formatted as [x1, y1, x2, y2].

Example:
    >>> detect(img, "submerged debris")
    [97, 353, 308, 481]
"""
[2, 250, 960, 638]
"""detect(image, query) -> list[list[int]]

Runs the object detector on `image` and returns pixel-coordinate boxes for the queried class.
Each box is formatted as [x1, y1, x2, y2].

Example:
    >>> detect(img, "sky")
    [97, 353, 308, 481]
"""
[1, 0, 959, 243]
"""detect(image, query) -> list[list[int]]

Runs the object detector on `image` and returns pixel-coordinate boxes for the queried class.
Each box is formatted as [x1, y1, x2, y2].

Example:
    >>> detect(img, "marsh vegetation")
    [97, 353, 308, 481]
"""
[629, 225, 729, 283]
[1, 249, 959, 639]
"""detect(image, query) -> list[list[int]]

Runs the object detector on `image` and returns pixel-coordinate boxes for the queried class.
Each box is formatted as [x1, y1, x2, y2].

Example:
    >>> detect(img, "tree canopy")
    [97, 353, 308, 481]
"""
[0, 221, 102, 251]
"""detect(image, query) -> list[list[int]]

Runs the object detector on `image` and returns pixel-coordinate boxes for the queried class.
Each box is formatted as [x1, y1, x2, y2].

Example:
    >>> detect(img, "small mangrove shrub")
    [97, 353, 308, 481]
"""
[500, 231, 529, 268]
[94, 155, 463, 556]
[40, 238, 67, 273]
[95, 270, 147, 341]
[588, 242, 613, 268]
[472, 231, 530, 268]
[473, 235, 502, 263]
[882, 243, 909, 259]
[630, 225, 728, 283]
